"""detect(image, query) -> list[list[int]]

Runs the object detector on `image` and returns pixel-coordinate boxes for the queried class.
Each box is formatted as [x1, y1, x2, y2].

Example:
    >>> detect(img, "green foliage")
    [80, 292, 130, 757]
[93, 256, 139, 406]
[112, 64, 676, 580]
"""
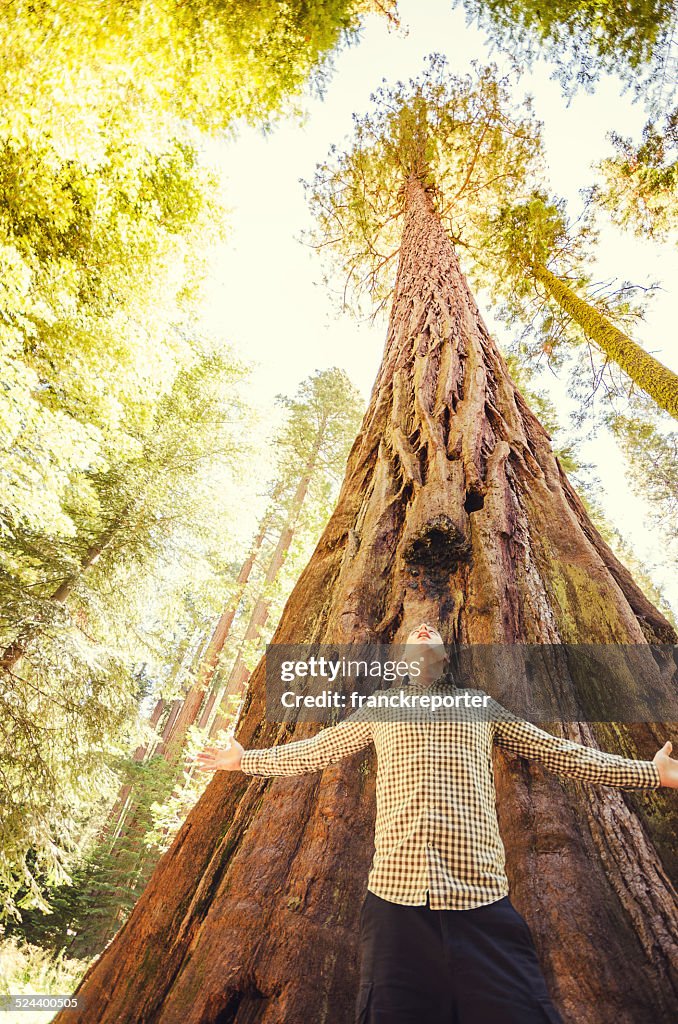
[475, 192, 590, 289]
[6, 365, 366, 947]
[455, 0, 677, 99]
[274, 367, 364, 481]
[594, 107, 678, 241]
[219, 366, 365, 666]
[0, 348, 256, 924]
[604, 392, 678, 559]
[0, 0, 395, 955]
[304, 54, 543, 315]
[0, 933, 88, 1015]
[4, 751, 179, 959]
[0, 121, 227, 542]
[0, 0, 395, 139]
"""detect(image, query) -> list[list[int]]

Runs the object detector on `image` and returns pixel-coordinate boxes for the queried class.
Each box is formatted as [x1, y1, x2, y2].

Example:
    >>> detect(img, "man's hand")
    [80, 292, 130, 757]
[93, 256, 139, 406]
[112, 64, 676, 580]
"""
[195, 738, 244, 773]
[653, 741, 678, 788]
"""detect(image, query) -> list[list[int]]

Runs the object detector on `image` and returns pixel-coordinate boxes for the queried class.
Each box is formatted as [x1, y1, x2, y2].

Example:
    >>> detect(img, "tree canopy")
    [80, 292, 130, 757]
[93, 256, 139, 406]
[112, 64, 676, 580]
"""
[455, 0, 678, 100]
[305, 52, 678, 423]
[304, 54, 543, 315]
[0, 0, 397, 140]
[594, 107, 678, 242]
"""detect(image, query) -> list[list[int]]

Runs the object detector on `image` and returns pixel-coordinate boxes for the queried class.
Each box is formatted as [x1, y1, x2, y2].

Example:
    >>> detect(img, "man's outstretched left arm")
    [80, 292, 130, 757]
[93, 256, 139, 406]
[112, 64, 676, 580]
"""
[488, 696, 677, 790]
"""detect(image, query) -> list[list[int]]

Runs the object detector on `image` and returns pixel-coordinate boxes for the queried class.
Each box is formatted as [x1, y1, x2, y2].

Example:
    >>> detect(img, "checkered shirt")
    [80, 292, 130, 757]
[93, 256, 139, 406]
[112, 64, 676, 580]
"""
[239, 682, 661, 909]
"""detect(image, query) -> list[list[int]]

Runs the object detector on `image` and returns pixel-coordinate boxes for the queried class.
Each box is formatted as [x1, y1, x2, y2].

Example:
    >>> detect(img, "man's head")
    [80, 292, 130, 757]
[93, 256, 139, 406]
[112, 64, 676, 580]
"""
[404, 621, 448, 686]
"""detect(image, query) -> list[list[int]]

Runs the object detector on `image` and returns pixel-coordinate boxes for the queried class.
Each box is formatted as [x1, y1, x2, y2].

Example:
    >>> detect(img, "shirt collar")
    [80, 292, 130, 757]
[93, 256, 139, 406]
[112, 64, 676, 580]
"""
[405, 673, 455, 694]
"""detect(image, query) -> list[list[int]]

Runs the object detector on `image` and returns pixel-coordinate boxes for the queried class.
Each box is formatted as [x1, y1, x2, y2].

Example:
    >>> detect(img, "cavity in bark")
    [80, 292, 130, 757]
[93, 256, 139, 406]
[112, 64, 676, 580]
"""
[402, 515, 472, 597]
[464, 489, 485, 514]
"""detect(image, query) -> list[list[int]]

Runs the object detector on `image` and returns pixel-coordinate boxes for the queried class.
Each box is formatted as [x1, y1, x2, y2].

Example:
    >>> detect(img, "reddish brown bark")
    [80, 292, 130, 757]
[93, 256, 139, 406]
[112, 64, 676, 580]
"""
[56, 175, 678, 1024]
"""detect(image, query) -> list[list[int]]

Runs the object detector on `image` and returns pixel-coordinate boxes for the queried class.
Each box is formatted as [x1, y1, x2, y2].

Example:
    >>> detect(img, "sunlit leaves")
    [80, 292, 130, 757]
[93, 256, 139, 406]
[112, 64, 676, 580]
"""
[455, 0, 677, 100]
[0, 0, 399, 928]
[466, 190, 663, 409]
[468, 189, 598, 326]
[0, 0, 395, 141]
[0, 128, 226, 544]
[0, 348, 256, 922]
[594, 107, 678, 242]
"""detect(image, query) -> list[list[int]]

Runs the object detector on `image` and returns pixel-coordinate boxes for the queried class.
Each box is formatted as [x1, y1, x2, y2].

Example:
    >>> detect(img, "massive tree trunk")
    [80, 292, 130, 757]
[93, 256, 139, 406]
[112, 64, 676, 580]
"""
[55, 175, 678, 1024]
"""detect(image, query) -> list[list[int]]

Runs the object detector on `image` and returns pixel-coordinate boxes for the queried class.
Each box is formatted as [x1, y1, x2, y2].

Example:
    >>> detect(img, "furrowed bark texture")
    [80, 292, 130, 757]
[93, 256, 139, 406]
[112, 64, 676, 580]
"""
[55, 176, 678, 1024]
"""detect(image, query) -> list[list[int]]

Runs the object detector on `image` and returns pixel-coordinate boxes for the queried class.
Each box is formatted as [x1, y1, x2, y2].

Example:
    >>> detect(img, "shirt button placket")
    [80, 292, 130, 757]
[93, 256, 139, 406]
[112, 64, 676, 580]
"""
[426, 718, 436, 905]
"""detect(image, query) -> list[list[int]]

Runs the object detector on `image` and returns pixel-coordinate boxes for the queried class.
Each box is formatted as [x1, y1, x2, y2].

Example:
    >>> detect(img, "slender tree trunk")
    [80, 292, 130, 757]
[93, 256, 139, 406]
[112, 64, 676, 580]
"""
[196, 495, 284, 730]
[101, 628, 199, 844]
[96, 697, 167, 850]
[211, 448, 324, 736]
[55, 175, 678, 1024]
[118, 521, 279, 873]
[533, 262, 678, 421]
[190, 500, 283, 732]
[105, 638, 210, 858]
[164, 602, 248, 755]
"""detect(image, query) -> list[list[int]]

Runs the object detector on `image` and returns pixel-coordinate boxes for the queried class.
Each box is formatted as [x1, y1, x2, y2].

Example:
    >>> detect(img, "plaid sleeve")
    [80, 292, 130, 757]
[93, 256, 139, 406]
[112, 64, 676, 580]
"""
[488, 697, 661, 790]
[240, 712, 373, 777]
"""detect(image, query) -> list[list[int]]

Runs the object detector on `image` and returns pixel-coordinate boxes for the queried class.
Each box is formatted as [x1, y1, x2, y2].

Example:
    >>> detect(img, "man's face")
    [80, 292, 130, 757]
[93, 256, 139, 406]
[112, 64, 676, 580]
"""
[404, 622, 446, 682]
[405, 623, 444, 648]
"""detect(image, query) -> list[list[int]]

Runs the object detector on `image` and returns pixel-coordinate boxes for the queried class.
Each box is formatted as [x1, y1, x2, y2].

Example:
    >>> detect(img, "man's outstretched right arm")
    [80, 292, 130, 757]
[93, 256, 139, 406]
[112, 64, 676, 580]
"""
[195, 710, 373, 777]
[241, 714, 373, 776]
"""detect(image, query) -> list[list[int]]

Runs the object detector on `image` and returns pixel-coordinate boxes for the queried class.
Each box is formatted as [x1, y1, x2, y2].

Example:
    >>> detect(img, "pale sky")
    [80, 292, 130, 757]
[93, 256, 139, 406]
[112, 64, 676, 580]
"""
[197, 0, 678, 615]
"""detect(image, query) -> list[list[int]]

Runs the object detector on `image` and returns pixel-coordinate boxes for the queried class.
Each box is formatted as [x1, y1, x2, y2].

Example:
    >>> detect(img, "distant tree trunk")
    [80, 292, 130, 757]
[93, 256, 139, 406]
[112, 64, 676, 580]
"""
[532, 262, 678, 420]
[110, 515, 279, 883]
[98, 696, 166, 848]
[103, 501, 275, 852]
[98, 626, 201, 852]
[161, 509, 276, 760]
[197, 509, 278, 729]
[55, 175, 678, 1024]
[211, 443, 324, 736]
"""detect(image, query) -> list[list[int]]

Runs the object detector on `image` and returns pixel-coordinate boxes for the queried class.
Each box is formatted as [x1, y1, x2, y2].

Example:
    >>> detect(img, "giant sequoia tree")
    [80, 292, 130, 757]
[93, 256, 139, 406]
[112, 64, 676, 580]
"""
[54, 62, 678, 1024]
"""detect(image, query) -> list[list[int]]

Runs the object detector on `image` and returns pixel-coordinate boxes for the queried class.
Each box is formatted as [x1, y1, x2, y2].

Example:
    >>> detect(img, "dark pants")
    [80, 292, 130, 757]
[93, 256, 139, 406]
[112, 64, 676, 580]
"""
[355, 889, 565, 1024]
